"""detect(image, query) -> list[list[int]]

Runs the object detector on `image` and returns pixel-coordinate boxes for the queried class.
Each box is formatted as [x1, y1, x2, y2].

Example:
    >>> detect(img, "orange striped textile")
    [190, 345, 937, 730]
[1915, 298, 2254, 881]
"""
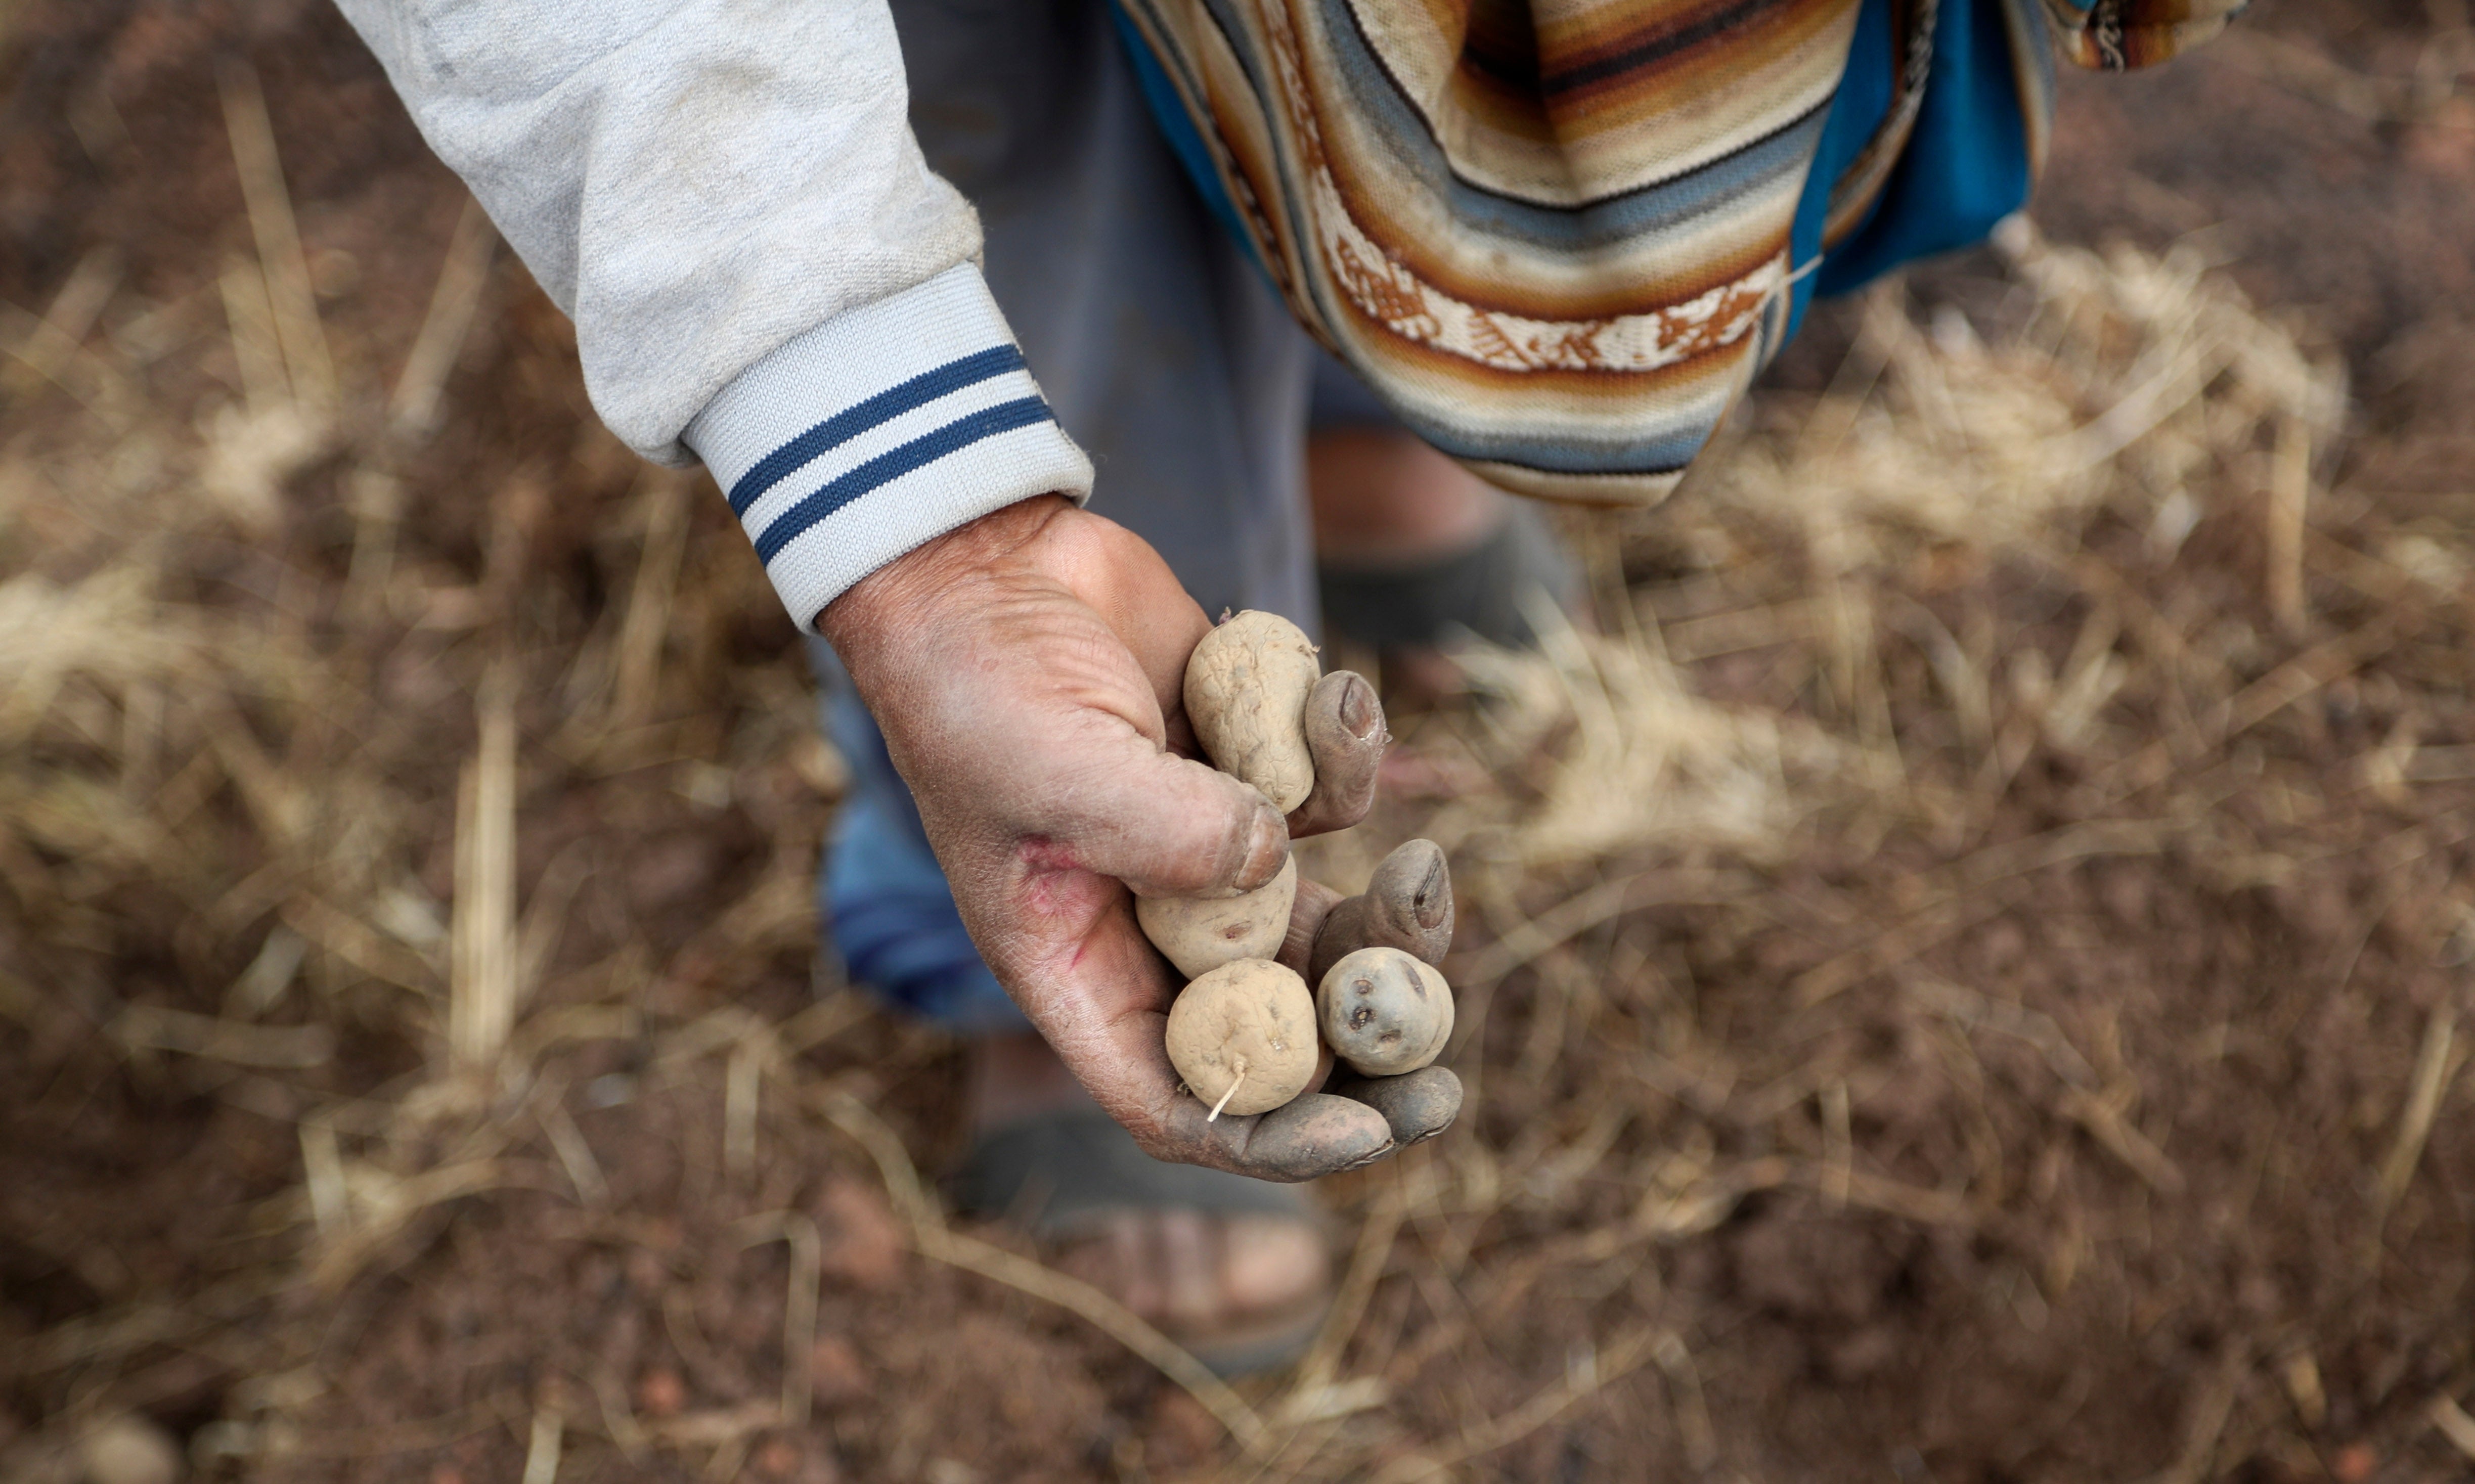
[1115, 0, 2240, 504]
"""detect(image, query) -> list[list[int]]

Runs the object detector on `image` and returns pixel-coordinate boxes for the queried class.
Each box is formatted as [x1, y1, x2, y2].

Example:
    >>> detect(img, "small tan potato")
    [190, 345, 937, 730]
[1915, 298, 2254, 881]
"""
[1164, 959, 1318, 1117]
[1138, 856, 1296, 979]
[1316, 947, 1453, 1077]
[1184, 610, 1320, 813]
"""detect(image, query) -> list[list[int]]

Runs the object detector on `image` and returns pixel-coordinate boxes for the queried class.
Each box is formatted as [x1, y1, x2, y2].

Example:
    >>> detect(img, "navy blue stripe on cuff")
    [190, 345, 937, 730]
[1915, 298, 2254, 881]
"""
[725, 344, 1029, 517]
[751, 396, 1057, 563]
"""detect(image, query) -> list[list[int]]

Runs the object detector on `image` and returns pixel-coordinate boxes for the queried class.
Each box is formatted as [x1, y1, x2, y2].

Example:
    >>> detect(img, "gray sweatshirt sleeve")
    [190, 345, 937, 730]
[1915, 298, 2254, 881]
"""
[335, 0, 1093, 631]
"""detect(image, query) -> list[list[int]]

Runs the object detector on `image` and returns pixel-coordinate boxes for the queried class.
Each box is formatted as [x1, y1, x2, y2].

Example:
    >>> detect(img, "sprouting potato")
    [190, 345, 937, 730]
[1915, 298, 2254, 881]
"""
[1164, 958, 1319, 1118]
[1137, 855, 1295, 979]
[1315, 946, 1453, 1077]
[1183, 609, 1320, 813]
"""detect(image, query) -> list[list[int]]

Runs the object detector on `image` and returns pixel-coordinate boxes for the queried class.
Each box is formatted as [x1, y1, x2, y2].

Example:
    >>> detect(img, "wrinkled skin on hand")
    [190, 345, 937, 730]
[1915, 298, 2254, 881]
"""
[822, 497, 1459, 1181]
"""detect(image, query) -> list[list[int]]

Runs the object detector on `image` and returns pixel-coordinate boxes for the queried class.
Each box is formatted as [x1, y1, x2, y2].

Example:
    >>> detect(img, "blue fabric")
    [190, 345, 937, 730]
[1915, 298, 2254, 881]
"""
[1109, 4, 1263, 273]
[818, 667, 1033, 1033]
[752, 397, 1057, 561]
[1815, 0, 2035, 293]
[1790, 0, 2039, 334]
[727, 346, 1029, 515]
[1788, 0, 1897, 334]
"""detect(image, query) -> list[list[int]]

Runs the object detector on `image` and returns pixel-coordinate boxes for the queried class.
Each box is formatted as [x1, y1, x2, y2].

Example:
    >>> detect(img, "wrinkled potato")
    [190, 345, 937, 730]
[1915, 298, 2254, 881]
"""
[1327, 1064, 1463, 1148]
[1184, 610, 1321, 813]
[1138, 855, 1296, 979]
[1316, 946, 1453, 1076]
[1164, 959, 1318, 1117]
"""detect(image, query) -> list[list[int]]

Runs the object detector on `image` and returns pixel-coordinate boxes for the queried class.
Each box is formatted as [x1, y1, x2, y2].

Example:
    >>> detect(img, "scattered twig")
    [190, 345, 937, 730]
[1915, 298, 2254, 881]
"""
[2372, 996, 2462, 1237]
[2061, 1084, 2187, 1196]
[725, 1039, 763, 1176]
[450, 661, 521, 1073]
[1652, 1331, 1719, 1472]
[519, 1406, 563, 1484]
[217, 59, 335, 411]
[808, 1088, 1269, 1454]
[733, 1212, 821, 1429]
[1374, 1325, 1667, 1482]
[2266, 415, 2311, 635]
[2135, 1341, 2248, 1484]
[2429, 1395, 2475, 1462]
[110, 1005, 333, 1069]
[391, 196, 497, 439]
[536, 1094, 609, 1208]
[1290, 1169, 1409, 1393]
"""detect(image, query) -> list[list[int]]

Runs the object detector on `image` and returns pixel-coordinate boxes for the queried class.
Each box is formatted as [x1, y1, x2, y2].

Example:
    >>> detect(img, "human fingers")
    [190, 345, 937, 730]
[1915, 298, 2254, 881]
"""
[1325, 1065, 1462, 1148]
[1154, 1209, 1220, 1330]
[1310, 844, 1462, 1149]
[1148, 1090, 1396, 1182]
[1082, 1039, 1394, 1182]
[1305, 838, 1454, 985]
[1032, 728, 1292, 900]
[1275, 875, 1346, 977]
[1284, 671, 1387, 837]
[1019, 927, 1395, 1181]
[1282, 848, 1460, 1147]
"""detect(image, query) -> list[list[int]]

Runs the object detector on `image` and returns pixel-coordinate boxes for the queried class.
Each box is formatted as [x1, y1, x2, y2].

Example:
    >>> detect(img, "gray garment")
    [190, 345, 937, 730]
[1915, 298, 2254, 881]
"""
[802, 0, 1320, 1035]
[334, 0, 986, 467]
[802, 0, 1319, 1033]
[338, 0, 1104, 631]
[889, 0, 1319, 624]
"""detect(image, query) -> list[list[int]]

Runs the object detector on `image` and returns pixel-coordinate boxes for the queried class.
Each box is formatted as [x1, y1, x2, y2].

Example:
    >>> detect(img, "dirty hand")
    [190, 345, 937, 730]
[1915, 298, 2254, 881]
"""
[820, 496, 1457, 1179]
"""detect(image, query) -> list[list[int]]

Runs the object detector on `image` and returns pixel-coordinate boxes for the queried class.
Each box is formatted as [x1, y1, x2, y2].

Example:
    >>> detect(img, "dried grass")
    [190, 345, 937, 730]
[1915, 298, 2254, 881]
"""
[1424, 218, 2344, 894]
[0, 53, 2464, 1478]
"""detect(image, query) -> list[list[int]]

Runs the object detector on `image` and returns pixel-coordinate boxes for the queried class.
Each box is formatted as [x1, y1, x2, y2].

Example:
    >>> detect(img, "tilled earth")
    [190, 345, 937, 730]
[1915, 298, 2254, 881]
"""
[6, 3, 2475, 1481]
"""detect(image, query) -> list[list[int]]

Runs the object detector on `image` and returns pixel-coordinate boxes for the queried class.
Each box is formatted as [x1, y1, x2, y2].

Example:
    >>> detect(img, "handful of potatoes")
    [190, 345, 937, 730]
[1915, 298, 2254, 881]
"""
[1142, 612, 1457, 1120]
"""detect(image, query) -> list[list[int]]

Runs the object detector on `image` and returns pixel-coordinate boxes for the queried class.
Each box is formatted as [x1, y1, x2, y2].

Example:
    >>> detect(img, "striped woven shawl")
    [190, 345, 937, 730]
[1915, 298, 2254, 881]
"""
[1114, 0, 2240, 505]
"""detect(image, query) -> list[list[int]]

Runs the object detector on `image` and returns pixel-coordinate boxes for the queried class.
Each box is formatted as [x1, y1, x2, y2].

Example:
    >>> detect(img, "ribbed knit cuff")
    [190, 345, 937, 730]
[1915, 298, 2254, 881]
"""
[684, 264, 1093, 633]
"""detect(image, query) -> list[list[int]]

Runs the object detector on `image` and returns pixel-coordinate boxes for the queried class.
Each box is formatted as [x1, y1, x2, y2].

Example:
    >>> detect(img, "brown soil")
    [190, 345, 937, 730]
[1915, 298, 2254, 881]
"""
[5, 3, 2475, 1481]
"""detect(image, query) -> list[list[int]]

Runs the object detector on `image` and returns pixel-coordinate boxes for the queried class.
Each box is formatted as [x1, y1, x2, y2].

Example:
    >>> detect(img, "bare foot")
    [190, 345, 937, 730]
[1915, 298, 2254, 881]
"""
[966, 1031, 1332, 1334]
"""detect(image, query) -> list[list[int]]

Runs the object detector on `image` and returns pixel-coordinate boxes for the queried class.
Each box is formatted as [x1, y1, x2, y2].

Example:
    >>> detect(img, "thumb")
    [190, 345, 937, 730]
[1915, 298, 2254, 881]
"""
[1042, 730, 1291, 899]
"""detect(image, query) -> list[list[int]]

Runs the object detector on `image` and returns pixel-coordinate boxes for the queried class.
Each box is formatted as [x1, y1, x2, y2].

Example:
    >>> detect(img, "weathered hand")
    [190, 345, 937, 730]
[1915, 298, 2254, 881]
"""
[821, 496, 1422, 1180]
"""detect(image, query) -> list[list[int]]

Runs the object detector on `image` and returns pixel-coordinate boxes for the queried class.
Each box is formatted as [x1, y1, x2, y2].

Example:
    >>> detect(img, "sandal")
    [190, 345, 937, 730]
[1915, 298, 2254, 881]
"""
[950, 1107, 1335, 1377]
[1316, 498, 1580, 654]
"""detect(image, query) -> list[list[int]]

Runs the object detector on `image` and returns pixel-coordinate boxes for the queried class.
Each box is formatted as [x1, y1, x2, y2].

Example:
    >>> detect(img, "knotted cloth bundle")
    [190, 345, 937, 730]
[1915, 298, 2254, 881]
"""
[1112, 0, 2242, 505]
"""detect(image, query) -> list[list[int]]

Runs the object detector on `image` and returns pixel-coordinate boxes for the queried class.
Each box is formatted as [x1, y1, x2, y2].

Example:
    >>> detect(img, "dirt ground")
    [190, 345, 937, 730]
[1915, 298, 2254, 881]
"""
[5, 3, 2475, 1481]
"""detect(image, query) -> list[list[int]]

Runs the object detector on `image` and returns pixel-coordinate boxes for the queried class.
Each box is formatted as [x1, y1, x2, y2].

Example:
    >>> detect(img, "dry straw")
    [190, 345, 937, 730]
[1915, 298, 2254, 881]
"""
[1428, 216, 2341, 885]
[0, 118, 2415, 1480]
